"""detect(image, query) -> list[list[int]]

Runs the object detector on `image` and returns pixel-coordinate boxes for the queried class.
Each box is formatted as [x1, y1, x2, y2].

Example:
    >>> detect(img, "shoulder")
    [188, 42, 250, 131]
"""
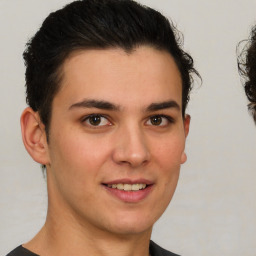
[6, 246, 39, 256]
[150, 240, 180, 256]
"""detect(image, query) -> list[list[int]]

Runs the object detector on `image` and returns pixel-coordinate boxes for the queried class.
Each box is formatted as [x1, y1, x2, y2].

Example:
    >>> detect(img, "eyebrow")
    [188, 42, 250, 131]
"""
[69, 99, 180, 112]
[146, 100, 180, 112]
[69, 99, 120, 111]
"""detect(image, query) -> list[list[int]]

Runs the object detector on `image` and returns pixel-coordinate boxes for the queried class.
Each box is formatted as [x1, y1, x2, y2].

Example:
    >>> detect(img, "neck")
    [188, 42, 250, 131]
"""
[24, 199, 152, 256]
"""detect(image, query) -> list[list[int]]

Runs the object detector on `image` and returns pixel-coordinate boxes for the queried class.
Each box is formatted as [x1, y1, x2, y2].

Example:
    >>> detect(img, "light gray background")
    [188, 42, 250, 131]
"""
[0, 0, 256, 255]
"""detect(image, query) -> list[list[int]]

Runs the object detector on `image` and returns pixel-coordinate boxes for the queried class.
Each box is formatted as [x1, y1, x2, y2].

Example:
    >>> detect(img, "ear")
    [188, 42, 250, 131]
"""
[20, 107, 50, 165]
[181, 114, 191, 164]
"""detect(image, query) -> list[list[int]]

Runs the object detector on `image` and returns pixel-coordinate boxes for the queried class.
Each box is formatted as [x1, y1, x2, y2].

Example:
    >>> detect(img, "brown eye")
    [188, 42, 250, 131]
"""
[88, 115, 101, 126]
[146, 115, 173, 127]
[84, 115, 110, 127]
[150, 116, 163, 126]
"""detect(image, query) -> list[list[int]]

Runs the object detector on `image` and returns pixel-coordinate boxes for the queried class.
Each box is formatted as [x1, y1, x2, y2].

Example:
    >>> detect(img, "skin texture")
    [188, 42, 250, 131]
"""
[21, 46, 190, 256]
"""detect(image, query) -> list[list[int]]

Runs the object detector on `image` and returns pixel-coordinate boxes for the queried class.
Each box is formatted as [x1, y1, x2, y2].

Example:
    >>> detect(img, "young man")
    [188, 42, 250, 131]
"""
[238, 25, 256, 123]
[7, 0, 199, 255]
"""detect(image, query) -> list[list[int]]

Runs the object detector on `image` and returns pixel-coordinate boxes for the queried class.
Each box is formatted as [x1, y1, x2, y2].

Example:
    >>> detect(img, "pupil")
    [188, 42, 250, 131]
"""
[151, 116, 162, 125]
[89, 115, 101, 125]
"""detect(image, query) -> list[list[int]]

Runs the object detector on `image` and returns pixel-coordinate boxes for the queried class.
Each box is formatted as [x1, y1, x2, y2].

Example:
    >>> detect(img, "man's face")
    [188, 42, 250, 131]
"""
[45, 46, 189, 236]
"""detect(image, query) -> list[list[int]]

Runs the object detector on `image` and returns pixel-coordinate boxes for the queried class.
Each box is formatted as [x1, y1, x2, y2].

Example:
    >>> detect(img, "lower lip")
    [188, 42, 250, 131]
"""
[103, 185, 153, 203]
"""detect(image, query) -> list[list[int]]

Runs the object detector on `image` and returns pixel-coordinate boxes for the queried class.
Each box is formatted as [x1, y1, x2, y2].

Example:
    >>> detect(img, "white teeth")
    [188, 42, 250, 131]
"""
[107, 183, 147, 191]
[117, 184, 124, 190]
[123, 184, 132, 191]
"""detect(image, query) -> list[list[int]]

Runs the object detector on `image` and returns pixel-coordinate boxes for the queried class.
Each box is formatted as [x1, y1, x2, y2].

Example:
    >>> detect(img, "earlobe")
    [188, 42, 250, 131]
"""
[181, 152, 187, 164]
[20, 107, 49, 165]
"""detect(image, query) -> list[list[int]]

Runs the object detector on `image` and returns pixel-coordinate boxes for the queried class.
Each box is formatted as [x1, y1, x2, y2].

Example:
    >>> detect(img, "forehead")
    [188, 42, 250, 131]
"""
[55, 46, 182, 110]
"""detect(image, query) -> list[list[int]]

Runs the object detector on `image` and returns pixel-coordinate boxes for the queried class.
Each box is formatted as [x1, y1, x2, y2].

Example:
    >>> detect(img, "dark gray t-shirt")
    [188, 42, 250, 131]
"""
[6, 240, 180, 256]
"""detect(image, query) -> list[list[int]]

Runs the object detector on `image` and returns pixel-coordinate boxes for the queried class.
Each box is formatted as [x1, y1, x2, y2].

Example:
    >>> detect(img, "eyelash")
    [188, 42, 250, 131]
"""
[146, 115, 175, 127]
[82, 114, 112, 128]
[81, 114, 175, 128]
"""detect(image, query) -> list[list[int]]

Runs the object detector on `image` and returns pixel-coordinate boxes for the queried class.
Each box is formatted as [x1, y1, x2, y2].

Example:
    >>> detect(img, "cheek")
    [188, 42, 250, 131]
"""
[151, 135, 185, 169]
[48, 129, 113, 177]
[47, 132, 108, 205]
[150, 133, 185, 197]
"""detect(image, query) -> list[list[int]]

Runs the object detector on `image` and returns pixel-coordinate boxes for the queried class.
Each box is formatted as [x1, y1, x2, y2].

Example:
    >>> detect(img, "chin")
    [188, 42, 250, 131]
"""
[104, 214, 157, 236]
[109, 224, 152, 236]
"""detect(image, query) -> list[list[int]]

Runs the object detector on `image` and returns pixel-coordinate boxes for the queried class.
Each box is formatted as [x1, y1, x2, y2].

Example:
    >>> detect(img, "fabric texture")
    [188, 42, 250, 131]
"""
[149, 241, 180, 256]
[6, 240, 180, 256]
[6, 246, 39, 256]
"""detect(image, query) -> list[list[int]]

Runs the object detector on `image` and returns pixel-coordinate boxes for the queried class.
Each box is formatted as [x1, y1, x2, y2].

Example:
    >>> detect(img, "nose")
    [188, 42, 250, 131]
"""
[112, 125, 150, 168]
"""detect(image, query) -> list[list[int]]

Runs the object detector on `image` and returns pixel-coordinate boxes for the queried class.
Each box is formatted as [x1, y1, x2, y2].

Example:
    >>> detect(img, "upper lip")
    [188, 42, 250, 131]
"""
[102, 178, 153, 185]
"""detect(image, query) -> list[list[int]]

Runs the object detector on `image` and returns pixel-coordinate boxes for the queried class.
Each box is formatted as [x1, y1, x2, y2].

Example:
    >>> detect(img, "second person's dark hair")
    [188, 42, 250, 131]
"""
[238, 25, 256, 123]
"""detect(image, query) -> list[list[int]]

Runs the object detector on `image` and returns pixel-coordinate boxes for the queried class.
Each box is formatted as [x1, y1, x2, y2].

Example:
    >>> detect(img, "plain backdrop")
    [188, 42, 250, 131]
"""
[0, 0, 256, 255]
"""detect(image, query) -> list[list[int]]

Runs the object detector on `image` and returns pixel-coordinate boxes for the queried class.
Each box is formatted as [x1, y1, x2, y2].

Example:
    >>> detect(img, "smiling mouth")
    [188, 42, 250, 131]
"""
[105, 183, 147, 191]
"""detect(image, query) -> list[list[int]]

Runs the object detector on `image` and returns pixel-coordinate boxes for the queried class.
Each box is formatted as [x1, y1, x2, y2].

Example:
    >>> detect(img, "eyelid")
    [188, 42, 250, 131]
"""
[145, 114, 175, 126]
[81, 114, 112, 127]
